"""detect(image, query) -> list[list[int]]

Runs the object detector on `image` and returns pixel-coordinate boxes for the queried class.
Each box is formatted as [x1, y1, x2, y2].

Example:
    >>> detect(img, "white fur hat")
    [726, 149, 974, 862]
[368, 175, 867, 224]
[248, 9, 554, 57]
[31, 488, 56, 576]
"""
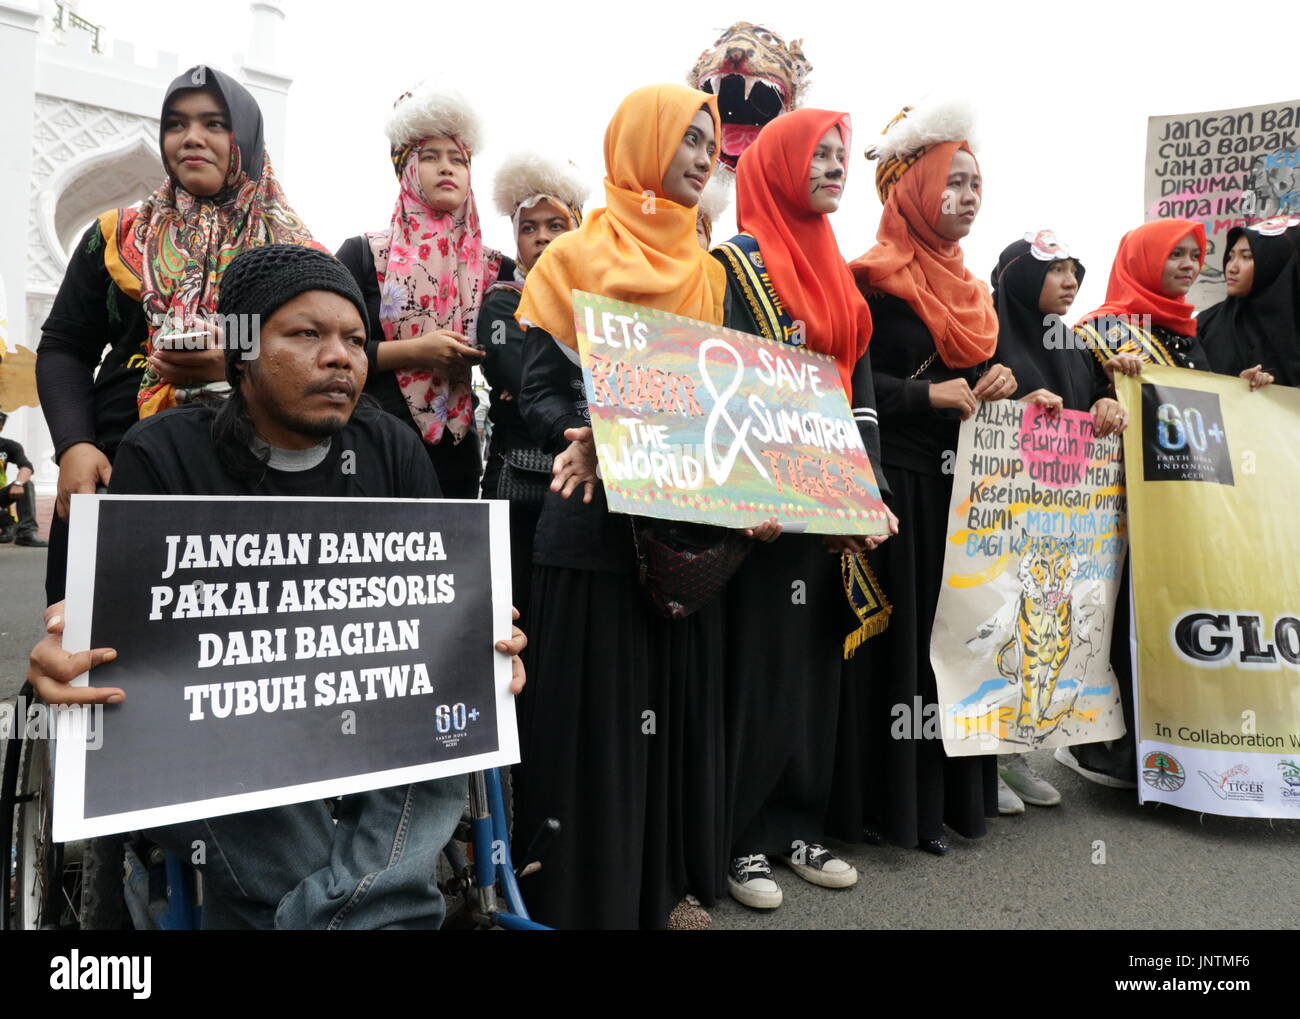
[697, 174, 732, 225]
[385, 81, 484, 155]
[867, 97, 979, 163]
[493, 152, 590, 220]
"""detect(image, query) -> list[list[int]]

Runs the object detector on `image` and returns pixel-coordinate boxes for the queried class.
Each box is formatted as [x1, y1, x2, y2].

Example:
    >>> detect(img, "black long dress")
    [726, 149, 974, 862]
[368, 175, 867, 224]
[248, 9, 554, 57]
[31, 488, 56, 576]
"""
[711, 254, 890, 862]
[335, 236, 515, 498]
[826, 293, 999, 846]
[510, 320, 726, 929]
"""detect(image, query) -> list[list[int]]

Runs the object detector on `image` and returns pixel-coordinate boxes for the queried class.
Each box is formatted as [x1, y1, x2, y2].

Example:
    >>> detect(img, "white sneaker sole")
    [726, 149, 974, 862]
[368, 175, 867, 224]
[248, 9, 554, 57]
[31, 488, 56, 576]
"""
[998, 770, 1061, 807]
[779, 857, 859, 889]
[1053, 746, 1138, 790]
[727, 876, 782, 909]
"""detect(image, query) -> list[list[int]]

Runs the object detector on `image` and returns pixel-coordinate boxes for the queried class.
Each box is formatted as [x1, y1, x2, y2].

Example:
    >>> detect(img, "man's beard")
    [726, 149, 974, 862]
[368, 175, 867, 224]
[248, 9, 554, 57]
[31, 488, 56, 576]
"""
[246, 375, 353, 444]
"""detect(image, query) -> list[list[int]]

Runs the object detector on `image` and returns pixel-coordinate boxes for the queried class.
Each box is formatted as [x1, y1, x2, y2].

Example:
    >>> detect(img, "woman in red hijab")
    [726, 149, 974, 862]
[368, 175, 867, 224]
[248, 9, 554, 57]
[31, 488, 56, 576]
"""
[1074, 219, 1212, 378]
[826, 102, 1018, 858]
[711, 107, 893, 910]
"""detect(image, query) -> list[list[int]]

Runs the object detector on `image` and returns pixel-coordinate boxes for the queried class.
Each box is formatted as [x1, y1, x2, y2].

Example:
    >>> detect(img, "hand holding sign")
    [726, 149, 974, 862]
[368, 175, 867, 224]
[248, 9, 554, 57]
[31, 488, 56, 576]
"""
[552, 426, 598, 503]
[26, 601, 121, 705]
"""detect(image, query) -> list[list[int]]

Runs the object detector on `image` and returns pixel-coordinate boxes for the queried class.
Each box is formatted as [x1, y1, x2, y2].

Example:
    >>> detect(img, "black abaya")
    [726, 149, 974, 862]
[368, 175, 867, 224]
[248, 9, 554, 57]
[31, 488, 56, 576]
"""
[725, 535, 844, 858]
[511, 328, 726, 929]
[827, 293, 999, 846]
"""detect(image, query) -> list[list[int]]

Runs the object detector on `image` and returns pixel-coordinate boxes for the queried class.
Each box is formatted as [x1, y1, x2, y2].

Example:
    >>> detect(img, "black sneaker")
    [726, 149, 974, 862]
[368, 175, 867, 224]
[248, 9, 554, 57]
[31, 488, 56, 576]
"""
[779, 842, 858, 888]
[727, 854, 782, 909]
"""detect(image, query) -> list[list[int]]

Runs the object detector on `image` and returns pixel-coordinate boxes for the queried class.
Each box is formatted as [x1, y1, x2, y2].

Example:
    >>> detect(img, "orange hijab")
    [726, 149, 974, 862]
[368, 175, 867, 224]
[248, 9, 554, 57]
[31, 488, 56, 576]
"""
[850, 140, 996, 369]
[1076, 219, 1205, 337]
[736, 108, 872, 395]
[517, 84, 726, 350]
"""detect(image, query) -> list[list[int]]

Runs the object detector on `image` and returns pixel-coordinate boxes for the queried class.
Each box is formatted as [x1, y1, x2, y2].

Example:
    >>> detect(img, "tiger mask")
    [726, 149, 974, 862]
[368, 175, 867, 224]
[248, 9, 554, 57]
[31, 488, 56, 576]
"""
[688, 21, 811, 172]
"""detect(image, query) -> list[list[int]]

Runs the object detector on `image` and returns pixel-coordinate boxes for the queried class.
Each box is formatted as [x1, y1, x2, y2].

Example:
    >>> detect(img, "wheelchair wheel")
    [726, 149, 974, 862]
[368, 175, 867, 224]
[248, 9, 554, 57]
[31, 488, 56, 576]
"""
[10, 736, 130, 930]
[12, 736, 73, 929]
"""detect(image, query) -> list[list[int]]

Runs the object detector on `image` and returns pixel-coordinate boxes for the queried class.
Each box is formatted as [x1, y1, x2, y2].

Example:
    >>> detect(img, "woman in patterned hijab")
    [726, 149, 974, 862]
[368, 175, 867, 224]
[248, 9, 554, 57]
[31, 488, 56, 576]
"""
[114, 65, 319, 416]
[337, 83, 512, 497]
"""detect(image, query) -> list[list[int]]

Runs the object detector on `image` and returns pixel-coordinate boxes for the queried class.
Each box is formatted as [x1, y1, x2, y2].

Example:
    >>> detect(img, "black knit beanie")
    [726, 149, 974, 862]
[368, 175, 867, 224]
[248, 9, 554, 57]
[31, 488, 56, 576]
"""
[217, 244, 369, 387]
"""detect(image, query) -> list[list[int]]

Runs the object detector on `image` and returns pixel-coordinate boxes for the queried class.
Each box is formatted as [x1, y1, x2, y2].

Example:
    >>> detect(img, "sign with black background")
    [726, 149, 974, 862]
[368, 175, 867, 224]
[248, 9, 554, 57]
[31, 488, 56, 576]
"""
[54, 496, 515, 840]
[1141, 384, 1235, 486]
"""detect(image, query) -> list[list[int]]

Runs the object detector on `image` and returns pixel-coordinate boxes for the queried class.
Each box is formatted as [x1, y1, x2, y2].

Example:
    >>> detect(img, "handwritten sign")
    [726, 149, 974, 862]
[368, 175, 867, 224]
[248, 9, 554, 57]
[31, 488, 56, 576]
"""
[572, 291, 888, 534]
[1145, 99, 1300, 307]
[930, 402, 1128, 756]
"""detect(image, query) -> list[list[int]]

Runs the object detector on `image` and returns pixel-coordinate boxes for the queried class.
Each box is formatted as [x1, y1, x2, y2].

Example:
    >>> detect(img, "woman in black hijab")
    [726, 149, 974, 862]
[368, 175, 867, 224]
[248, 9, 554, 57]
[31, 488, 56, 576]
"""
[988, 231, 1126, 812]
[1198, 218, 1298, 387]
[991, 231, 1126, 428]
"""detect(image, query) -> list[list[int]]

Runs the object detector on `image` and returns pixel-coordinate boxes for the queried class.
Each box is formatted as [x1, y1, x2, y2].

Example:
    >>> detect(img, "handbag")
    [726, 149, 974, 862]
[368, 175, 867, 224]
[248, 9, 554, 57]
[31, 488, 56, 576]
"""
[630, 518, 751, 620]
[495, 446, 555, 504]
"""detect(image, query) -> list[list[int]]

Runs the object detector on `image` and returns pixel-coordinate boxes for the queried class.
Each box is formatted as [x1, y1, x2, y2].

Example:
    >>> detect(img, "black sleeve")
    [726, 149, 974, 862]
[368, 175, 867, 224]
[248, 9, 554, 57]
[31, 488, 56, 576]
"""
[336, 235, 383, 371]
[873, 357, 933, 420]
[849, 352, 890, 501]
[1087, 346, 1113, 401]
[37, 223, 115, 460]
[105, 432, 170, 496]
[519, 327, 586, 453]
[478, 289, 526, 397]
[1087, 350, 1111, 405]
[399, 430, 442, 499]
[0, 438, 33, 473]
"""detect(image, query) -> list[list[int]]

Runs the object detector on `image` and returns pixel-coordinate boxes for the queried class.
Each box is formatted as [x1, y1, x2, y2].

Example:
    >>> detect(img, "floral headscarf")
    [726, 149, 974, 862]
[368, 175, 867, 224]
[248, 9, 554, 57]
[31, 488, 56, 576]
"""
[366, 140, 503, 445]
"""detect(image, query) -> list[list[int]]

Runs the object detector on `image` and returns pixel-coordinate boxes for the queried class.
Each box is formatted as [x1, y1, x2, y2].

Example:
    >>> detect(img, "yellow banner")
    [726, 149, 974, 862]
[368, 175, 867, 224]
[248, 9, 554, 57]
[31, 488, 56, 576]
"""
[1119, 365, 1300, 817]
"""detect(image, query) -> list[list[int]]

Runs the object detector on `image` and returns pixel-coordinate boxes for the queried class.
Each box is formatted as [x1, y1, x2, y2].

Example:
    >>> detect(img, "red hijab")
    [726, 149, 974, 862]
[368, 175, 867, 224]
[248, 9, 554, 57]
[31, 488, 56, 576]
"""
[735, 108, 872, 395]
[850, 140, 996, 370]
[1076, 219, 1205, 336]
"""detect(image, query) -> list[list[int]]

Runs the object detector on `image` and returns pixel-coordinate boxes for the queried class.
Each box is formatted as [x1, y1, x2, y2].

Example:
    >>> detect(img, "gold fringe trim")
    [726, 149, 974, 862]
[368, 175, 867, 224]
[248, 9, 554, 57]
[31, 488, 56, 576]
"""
[844, 606, 892, 659]
[841, 551, 892, 659]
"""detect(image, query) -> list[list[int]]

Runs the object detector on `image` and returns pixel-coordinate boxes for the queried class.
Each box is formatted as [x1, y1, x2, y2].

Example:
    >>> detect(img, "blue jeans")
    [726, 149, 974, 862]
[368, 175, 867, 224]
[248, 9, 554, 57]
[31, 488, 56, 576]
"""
[146, 776, 468, 930]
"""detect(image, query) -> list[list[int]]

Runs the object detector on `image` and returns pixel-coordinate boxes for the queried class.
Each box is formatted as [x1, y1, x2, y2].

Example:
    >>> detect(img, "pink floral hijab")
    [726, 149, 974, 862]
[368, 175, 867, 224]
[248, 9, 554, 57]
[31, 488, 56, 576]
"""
[366, 140, 503, 445]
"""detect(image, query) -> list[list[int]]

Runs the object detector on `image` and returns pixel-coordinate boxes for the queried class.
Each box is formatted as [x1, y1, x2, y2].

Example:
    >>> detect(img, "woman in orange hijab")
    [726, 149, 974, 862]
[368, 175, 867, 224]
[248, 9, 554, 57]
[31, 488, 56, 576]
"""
[512, 84, 729, 930]
[827, 102, 1016, 857]
[710, 107, 893, 910]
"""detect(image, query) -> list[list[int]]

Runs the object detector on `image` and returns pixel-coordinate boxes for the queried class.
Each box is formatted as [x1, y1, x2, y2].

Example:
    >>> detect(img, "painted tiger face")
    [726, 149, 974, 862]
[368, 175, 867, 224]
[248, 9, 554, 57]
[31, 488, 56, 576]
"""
[688, 21, 811, 171]
[1019, 539, 1078, 610]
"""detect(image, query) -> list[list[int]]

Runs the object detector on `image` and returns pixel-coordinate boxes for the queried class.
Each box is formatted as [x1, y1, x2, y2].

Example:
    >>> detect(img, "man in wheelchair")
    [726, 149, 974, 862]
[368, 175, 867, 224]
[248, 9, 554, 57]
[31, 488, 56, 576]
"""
[24, 244, 527, 929]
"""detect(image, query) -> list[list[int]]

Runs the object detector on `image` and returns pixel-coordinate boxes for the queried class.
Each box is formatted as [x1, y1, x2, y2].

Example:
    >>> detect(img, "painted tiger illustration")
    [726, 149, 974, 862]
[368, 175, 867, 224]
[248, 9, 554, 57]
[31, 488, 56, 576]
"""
[688, 21, 811, 171]
[996, 536, 1080, 739]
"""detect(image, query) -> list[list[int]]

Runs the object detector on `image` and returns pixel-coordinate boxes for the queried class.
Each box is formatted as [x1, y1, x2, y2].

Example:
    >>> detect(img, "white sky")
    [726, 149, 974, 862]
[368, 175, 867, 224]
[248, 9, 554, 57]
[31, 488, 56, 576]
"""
[74, 0, 1300, 317]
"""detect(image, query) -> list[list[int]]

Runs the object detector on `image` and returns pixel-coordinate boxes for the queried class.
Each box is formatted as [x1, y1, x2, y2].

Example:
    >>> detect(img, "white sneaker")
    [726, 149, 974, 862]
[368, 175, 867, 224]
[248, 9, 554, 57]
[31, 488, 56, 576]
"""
[779, 842, 858, 889]
[999, 753, 1062, 806]
[728, 854, 782, 909]
[997, 775, 1025, 815]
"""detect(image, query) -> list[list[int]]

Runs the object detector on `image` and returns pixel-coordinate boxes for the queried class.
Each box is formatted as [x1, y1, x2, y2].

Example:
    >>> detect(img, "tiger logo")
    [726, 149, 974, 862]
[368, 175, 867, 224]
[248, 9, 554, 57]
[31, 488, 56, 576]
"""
[688, 21, 811, 171]
[996, 535, 1081, 740]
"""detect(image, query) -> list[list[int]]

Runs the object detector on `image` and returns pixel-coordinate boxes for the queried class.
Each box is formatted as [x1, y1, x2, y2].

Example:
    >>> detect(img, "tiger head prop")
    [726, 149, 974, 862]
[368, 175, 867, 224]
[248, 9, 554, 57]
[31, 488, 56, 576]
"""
[688, 21, 811, 172]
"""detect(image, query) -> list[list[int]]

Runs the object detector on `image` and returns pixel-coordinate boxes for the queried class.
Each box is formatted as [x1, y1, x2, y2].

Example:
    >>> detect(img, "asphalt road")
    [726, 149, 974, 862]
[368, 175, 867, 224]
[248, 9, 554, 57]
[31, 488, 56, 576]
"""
[3, 545, 1296, 930]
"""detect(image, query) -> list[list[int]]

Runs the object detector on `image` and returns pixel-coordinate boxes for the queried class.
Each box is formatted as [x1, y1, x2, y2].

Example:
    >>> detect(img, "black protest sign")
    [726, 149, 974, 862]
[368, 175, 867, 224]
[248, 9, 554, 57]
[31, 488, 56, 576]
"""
[54, 496, 515, 840]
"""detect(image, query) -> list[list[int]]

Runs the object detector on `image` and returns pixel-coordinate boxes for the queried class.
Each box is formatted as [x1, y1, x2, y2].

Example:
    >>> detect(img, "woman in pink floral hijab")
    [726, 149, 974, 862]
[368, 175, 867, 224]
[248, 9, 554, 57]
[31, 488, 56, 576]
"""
[337, 83, 510, 496]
